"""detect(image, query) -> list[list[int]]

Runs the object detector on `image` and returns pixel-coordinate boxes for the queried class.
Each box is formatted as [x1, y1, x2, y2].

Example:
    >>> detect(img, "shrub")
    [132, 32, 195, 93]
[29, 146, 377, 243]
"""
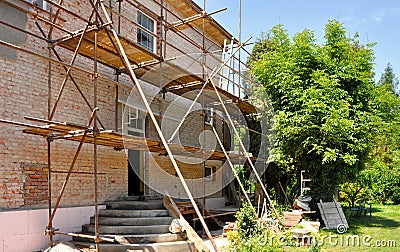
[235, 202, 261, 239]
[226, 202, 283, 252]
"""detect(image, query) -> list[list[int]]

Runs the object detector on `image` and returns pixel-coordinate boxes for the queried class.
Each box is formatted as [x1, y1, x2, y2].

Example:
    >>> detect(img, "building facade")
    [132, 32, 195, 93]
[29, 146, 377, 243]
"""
[0, 0, 252, 250]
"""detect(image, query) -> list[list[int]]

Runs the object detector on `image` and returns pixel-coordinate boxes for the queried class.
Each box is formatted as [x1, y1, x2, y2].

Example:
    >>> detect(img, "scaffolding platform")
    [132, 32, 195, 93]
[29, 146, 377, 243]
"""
[56, 28, 159, 69]
[56, 27, 256, 114]
[20, 119, 247, 162]
[165, 81, 256, 114]
[165, 0, 232, 45]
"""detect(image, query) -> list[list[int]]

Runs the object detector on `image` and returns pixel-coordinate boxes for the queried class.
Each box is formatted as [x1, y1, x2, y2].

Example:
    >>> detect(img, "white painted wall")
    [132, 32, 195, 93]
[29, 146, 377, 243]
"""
[205, 197, 225, 210]
[0, 205, 105, 252]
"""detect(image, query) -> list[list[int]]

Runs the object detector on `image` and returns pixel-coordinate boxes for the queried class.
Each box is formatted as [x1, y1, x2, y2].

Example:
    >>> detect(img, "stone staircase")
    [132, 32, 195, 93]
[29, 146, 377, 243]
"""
[73, 197, 194, 252]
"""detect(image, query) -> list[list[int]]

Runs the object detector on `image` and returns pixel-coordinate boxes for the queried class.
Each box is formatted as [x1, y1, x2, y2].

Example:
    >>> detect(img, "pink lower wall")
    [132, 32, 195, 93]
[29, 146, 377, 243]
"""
[0, 205, 105, 252]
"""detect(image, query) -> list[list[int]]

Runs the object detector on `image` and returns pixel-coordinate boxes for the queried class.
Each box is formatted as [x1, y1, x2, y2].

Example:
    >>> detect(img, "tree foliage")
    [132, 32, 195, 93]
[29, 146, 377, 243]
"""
[378, 63, 399, 95]
[364, 67, 400, 203]
[250, 20, 379, 201]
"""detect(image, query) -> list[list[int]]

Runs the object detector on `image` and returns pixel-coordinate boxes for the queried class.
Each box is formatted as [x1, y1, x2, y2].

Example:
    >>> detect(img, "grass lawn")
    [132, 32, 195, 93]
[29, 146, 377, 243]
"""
[285, 204, 400, 251]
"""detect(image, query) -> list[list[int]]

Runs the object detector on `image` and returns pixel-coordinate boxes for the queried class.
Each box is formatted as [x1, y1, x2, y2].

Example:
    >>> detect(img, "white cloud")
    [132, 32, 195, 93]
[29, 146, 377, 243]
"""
[390, 7, 400, 14]
[371, 7, 399, 22]
[371, 8, 386, 22]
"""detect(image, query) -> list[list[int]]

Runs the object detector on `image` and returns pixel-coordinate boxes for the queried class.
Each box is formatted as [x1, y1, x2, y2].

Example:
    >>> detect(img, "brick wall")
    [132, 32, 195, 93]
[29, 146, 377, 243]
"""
[22, 163, 48, 206]
[0, 0, 229, 209]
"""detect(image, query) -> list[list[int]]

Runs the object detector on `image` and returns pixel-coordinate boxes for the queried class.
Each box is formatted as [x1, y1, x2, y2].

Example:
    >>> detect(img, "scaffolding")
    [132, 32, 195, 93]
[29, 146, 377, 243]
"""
[0, 0, 279, 251]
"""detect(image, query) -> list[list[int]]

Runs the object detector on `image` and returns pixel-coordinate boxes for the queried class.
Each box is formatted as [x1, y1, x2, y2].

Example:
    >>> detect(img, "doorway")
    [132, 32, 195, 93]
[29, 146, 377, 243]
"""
[128, 148, 144, 196]
[119, 103, 146, 196]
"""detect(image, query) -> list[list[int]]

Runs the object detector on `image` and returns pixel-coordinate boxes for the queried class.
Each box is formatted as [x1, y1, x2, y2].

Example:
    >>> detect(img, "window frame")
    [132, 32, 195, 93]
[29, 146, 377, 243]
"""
[119, 103, 146, 135]
[137, 10, 157, 53]
[204, 107, 214, 125]
[26, 0, 48, 10]
[204, 166, 216, 182]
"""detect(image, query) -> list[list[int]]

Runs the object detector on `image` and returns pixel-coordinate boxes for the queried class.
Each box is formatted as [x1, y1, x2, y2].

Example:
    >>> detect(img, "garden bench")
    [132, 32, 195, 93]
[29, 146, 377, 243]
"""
[350, 200, 372, 217]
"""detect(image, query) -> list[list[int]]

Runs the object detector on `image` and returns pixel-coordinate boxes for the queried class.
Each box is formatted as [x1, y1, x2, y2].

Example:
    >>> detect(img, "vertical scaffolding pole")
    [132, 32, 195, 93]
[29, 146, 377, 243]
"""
[201, 0, 206, 237]
[208, 78, 282, 223]
[98, 3, 218, 251]
[159, 0, 164, 92]
[238, 0, 242, 98]
[115, 0, 122, 132]
[47, 8, 54, 248]
[93, 7, 100, 251]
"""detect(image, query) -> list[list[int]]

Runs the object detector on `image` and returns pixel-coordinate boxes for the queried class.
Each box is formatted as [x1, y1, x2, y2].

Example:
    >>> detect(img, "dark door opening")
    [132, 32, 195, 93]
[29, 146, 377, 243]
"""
[127, 128, 144, 196]
[128, 149, 144, 196]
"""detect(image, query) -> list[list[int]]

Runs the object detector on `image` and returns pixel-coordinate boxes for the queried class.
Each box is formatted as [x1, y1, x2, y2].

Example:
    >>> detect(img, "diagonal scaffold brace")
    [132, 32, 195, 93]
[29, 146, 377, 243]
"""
[97, 1, 219, 251]
[208, 75, 283, 224]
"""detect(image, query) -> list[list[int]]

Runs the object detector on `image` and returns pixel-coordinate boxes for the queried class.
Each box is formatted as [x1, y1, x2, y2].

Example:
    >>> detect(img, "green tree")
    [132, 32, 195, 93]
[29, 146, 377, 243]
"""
[364, 69, 400, 204]
[250, 20, 378, 201]
[338, 65, 400, 205]
[379, 63, 399, 95]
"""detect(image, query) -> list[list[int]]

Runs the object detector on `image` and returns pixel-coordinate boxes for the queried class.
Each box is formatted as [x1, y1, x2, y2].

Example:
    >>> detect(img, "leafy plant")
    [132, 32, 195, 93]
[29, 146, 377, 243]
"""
[250, 20, 381, 202]
[226, 202, 283, 251]
[226, 230, 283, 252]
[340, 179, 367, 207]
[235, 201, 261, 239]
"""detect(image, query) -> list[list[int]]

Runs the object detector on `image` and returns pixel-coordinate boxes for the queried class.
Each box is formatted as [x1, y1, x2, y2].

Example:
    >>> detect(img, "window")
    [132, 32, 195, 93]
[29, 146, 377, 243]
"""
[26, 0, 47, 10]
[126, 106, 144, 130]
[205, 166, 216, 181]
[118, 103, 145, 134]
[204, 107, 214, 125]
[137, 11, 156, 53]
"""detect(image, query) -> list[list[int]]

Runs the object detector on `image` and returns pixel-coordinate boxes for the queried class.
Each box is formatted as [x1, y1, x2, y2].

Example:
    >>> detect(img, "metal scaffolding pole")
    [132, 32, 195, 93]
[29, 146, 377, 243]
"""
[97, 2, 219, 251]
[45, 108, 98, 232]
[208, 76, 283, 224]
[168, 37, 252, 144]
[210, 123, 252, 207]
[49, 8, 97, 120]
[0, 0, 269, 250]
[93, 4, 100, 250]
[34, 22, 106, 129]
[46, 8, 54, 248]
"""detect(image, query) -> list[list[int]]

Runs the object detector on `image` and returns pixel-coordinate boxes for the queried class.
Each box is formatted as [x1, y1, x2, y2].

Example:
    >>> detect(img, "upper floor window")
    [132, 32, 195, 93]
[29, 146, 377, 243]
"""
[204, 107, 215, 125]
[26, 0, 47, 10]
[137, 11, 156, 53]
[118, 103, 146, 134]
[204, 166, 216, 181]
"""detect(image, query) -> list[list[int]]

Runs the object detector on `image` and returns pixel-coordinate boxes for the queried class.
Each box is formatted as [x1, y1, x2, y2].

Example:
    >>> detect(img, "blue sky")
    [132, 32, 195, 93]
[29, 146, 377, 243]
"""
[194, 0, 400, 82]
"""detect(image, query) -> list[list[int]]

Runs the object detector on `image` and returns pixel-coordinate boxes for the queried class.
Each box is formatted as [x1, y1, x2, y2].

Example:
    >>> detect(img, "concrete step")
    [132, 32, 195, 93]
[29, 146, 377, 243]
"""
[123, 196, 141, 201]
[82, 224, 170, 234]
[90, 216, 173, 226]
[99, 209, 169, 218]
[122, 233, 186, 244]
[106, 201, 164, 210]
[117, 195, 163, 201]
[73, 233, 186, 244]
[73, 240, 195, 252]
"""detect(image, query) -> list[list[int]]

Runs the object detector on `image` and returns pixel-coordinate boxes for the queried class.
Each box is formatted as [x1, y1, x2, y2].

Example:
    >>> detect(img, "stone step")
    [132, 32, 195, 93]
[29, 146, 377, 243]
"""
[117, 195, 163, 201]
[122, 233, 186, 244]
[73, 240, 194, 252]
[90, 216, 173, 226]
[99, 209, 169, 218]
[117, 196, 140, 201]
[106, 201, 164, 210]
[82, 224, 170, 234]
[73, 233, 186, 244]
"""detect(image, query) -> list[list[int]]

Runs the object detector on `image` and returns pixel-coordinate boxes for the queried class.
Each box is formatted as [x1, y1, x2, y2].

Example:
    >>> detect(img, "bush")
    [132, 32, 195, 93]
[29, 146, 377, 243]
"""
[235, 202, 261, 239]
[226, 230, 283, 252]
[362, 161, 400, 204]
[226, 202, 283, 252]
